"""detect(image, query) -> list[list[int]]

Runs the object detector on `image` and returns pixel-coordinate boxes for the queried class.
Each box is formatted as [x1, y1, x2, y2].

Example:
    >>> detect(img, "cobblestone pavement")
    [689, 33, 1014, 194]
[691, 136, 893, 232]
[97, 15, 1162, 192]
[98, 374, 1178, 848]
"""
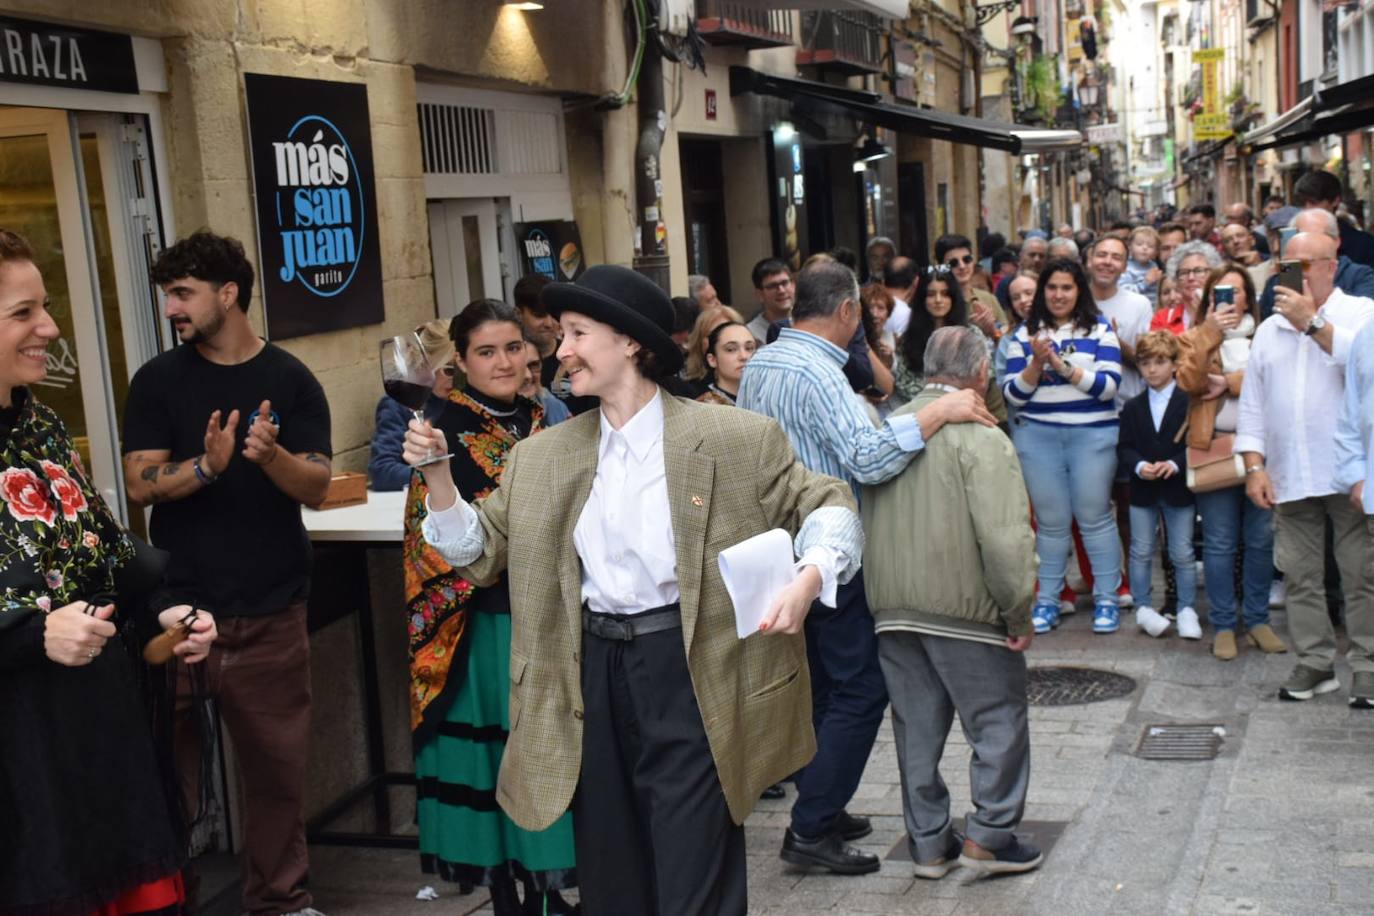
[309, 593, 1374, 916]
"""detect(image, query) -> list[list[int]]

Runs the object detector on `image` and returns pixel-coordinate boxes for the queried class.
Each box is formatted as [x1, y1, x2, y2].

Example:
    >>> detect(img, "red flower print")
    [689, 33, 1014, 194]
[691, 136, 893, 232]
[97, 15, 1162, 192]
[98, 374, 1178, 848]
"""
[40, 461, 87, 521]
[0, 468, 55, 526]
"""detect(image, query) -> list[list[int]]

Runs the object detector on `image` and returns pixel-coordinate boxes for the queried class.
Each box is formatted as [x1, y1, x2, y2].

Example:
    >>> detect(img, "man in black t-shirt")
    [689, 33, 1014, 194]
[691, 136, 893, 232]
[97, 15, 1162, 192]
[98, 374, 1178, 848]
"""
[122, 232, 331, 916]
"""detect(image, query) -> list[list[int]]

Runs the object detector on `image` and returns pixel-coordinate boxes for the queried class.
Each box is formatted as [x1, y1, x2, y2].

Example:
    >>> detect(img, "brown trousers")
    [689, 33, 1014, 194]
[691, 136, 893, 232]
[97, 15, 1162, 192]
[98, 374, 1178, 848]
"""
[176, 603, 313, 916]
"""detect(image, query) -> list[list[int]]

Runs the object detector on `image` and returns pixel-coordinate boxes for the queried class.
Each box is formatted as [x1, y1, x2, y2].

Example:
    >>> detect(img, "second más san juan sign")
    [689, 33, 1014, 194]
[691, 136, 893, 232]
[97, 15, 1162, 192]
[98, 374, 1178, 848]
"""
[243, 73, 384, 340]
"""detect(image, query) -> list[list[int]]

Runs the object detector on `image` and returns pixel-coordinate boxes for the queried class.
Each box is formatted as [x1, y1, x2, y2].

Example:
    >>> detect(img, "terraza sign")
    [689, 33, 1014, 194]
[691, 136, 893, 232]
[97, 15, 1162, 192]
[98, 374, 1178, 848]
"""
[244, 73, 384, 340]
[0, 16, 138, 93]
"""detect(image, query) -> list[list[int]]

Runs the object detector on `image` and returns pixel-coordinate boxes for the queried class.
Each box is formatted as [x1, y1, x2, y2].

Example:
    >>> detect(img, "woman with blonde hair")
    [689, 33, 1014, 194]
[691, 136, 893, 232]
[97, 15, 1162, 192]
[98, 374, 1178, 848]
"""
[369, 319, 457, 490]
[682, 304, 745, 394]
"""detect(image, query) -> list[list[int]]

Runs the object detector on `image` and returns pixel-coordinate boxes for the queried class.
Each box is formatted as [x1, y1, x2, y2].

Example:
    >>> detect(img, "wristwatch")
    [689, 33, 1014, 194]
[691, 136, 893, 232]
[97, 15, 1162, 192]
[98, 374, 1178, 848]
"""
[1304, 314, 1327, 336]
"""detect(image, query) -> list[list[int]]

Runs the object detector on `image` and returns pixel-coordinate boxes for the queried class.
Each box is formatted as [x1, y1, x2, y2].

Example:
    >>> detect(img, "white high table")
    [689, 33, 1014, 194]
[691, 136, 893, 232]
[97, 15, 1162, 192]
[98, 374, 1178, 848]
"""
[300, 488, 414, 847]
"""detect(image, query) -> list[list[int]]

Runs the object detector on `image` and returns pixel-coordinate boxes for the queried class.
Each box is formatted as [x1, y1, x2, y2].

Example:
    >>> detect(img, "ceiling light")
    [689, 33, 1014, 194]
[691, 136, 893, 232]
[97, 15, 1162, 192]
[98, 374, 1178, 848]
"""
[504, 0, 544, 9]
[855, 135, 893, 163]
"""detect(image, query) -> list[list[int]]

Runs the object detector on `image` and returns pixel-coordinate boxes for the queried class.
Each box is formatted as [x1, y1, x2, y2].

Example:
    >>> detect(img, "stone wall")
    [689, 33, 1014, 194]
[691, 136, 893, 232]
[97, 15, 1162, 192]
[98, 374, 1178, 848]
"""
[0, 0, 618, 471]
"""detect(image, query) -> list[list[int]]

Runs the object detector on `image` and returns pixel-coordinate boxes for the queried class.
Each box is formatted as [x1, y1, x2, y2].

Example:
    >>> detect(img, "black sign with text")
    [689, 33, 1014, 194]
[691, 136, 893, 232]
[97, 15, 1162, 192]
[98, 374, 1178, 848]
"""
[0, 16, 138, 93]
[244, 73, 384, 340]
[516, 221, 586, 282]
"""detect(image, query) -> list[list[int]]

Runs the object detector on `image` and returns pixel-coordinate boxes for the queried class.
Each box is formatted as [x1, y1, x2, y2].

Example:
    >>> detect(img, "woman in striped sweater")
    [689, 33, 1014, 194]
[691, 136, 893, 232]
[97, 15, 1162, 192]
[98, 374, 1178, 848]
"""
[1003, 258, 1125, 635]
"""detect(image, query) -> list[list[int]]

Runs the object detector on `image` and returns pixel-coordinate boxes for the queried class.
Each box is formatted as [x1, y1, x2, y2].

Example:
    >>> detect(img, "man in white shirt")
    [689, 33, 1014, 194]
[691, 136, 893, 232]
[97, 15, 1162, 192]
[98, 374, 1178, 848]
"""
[1237, 230, 1374, 706]
[746, 258, 795, 345]
[882, 256, 916, 338]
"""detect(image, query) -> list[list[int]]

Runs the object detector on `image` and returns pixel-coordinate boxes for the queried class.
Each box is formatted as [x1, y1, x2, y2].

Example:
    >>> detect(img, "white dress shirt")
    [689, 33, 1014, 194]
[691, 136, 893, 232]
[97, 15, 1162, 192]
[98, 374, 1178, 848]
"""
[1236, 288, 1374, 504]
[423, 389, 844, 616]
[574, 392, 680, 615]
[1135, 381, 1179, 478]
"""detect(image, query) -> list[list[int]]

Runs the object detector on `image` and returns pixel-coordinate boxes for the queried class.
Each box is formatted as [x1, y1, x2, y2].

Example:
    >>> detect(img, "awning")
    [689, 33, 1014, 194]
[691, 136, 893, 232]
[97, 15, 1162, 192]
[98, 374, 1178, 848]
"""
[1012, 128, 1084, 152]
[729, 66, 1023, 153]
[1244, 75, 1374, 152]
[1182, 136, 1232, 164]
[729, 0, 911, 19]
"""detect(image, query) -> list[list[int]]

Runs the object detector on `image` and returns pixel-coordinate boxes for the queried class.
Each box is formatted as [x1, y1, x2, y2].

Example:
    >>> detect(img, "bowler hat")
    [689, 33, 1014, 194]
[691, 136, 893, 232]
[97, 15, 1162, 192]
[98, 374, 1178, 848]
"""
[542, 265, 684, 374]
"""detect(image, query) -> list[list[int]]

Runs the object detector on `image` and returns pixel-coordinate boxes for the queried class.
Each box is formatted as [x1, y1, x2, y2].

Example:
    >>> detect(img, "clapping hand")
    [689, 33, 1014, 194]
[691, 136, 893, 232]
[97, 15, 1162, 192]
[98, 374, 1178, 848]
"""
[43, 601, 116, 667]
[1029, 334, 1054, 367]
[243, 399, 280, 466]
[203, 408, 240, 476]
[970, 300, 997, 335]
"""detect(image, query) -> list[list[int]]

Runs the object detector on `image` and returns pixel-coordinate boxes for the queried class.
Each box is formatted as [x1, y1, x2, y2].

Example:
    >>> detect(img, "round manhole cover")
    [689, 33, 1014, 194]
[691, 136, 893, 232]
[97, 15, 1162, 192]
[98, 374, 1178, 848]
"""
[1027, 666, 1137, 706]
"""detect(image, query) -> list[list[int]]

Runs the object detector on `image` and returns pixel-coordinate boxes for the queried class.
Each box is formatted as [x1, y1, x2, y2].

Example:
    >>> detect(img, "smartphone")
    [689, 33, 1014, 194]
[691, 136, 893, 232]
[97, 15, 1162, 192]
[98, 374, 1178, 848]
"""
[1213, 285, 1235, 311]
[1278, 227, 1298, 257]
[1278, 259, 1303, 293]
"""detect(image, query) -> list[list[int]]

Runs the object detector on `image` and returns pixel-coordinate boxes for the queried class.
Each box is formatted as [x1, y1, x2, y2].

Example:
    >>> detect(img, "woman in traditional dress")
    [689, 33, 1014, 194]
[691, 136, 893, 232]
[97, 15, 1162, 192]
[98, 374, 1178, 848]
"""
[404, 299, 576, 916]
[0, 229, 216, 914]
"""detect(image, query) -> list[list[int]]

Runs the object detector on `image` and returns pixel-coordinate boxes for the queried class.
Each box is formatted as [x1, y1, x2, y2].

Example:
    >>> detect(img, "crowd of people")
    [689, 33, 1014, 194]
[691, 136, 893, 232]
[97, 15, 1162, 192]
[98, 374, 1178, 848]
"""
[6, 165, 1374, 916]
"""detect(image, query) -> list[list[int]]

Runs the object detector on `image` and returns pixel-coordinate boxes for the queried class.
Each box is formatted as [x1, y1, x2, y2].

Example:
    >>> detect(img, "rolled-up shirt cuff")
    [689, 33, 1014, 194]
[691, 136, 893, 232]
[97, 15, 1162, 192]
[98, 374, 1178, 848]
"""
[1329, 325, 1355, 365]
[421, 494, 485, 565]
[796, 545, 841, 608]
[1233, 435, 1265, 457]
[885, 413, 925, 452]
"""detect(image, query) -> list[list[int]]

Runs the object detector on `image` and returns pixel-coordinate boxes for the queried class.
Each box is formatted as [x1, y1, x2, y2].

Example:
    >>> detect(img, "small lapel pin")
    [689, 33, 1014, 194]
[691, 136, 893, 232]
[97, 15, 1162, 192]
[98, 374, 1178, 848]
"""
[691, 495, 704, 508]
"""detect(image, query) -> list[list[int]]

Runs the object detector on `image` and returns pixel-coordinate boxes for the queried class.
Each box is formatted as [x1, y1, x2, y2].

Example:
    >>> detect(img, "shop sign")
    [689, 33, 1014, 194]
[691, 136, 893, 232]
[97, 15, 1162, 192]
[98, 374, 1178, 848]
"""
[1085, 123, 1123, 144]
[516, 221, 586, 281]
[705, 89, 717, 120]
[244, 73, 384, 340]
[0, 15, 137, 93]
[1192, 48, 1232, 141]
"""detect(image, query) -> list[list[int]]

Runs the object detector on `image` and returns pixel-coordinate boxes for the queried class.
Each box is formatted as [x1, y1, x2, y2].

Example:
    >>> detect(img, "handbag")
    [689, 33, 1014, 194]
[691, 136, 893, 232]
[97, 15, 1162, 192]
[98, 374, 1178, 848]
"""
[1185, 432, 1246, 493]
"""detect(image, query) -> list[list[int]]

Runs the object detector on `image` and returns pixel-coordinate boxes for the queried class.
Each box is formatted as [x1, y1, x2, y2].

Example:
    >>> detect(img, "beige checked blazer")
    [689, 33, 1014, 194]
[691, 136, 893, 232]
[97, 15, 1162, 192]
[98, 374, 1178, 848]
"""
[453, 393, 857, 831]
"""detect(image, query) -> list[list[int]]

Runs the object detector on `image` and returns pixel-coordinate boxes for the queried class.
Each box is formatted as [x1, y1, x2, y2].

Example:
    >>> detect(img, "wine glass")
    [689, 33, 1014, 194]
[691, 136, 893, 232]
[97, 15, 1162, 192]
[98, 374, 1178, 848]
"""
[380, 334, 451, 467]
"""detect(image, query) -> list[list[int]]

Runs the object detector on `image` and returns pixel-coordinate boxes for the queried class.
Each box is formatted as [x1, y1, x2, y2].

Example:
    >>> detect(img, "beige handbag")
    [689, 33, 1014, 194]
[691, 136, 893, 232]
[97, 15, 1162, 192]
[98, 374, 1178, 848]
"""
[1185, 432, 1246, 493]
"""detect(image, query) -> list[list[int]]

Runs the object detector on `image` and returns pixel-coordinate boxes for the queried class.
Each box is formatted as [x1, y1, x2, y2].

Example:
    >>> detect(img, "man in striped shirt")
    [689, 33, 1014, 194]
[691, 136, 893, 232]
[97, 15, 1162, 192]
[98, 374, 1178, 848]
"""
[738, 259, 994, 876]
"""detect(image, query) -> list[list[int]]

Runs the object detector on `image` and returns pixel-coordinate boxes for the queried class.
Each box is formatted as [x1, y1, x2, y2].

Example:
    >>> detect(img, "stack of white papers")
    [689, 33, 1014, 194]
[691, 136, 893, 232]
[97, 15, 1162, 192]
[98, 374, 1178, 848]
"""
[717, 528, 797, 639]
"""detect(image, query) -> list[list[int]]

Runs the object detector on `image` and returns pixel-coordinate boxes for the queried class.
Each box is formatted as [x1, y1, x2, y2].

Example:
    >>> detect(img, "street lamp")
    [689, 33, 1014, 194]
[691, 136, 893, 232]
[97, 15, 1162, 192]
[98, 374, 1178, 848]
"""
[855, 134, 893, 164]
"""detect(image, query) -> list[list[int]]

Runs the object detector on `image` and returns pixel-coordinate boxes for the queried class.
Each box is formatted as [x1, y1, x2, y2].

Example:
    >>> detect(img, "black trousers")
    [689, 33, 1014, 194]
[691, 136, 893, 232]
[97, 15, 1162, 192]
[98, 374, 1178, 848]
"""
[572, 620, 746, 916]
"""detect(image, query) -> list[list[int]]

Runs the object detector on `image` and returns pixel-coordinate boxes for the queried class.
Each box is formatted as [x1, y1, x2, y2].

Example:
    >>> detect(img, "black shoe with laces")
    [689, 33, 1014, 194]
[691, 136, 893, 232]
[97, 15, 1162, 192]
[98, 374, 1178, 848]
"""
[780, 827, 881, 875]
[831, 810, 872, 841]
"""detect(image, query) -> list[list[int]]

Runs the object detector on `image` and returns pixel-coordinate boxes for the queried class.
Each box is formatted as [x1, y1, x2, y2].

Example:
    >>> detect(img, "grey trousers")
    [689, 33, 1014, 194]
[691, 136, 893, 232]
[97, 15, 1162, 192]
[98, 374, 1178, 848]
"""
[877, 631, 1030, 861]
[1274, 495, 1374, 673]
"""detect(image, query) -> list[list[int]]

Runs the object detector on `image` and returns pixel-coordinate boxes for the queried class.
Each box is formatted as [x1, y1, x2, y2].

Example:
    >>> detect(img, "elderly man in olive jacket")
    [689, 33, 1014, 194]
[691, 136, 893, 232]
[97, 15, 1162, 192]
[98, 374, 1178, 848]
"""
[862, 326, 1042, 882]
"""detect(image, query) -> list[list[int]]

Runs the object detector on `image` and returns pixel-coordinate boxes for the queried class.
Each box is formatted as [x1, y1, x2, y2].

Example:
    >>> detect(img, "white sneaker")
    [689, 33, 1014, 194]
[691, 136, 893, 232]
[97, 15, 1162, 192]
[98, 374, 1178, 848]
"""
[1135, 606, 1172, 638]
[1118, 590, 1134, 609]
[1176, 607, 1203, 640]
[1269, 580, 1287, 609]
[1060, 598, 1078, 616]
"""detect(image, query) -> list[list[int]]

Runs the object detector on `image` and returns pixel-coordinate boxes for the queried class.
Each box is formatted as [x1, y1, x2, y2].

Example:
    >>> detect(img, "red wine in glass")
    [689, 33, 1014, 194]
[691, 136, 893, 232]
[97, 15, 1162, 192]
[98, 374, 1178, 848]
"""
[380, 334, 451, 467]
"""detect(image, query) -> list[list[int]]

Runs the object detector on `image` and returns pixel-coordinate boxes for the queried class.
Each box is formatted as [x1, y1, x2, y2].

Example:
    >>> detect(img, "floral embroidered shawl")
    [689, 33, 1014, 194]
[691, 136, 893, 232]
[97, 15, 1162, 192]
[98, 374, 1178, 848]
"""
[0, 389, 133, 633]
[403, 388, 543, 735]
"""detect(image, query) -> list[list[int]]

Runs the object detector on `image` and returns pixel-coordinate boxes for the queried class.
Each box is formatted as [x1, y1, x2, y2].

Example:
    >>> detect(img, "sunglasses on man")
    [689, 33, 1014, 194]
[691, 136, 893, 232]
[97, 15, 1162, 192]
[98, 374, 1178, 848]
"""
[945, 254, 974, 268]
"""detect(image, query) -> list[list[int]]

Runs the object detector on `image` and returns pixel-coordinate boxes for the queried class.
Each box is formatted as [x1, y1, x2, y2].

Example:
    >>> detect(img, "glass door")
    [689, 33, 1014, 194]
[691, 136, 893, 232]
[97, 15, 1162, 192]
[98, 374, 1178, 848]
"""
[0, 107, 163, 529]
[427, 198, 505, 319]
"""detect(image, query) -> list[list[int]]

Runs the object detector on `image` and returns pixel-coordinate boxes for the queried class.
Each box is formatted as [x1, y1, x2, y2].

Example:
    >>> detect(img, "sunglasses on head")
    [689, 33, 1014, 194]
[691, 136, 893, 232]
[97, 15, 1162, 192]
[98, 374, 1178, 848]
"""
[926, 264, 952, 277]
[945, 255, 974, 268]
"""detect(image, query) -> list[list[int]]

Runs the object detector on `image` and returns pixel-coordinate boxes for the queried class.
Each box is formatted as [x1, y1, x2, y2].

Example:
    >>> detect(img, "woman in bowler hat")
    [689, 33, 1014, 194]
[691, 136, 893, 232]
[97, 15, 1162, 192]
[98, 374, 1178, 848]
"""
[403, 264, 864, 915]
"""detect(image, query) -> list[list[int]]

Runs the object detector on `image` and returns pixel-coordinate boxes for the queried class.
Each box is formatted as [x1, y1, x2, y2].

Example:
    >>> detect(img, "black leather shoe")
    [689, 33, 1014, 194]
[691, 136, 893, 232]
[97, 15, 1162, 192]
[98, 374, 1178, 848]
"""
[761, 783, 786, 800]
[831, 810, 872, 841]
[780, 827, 881, 875]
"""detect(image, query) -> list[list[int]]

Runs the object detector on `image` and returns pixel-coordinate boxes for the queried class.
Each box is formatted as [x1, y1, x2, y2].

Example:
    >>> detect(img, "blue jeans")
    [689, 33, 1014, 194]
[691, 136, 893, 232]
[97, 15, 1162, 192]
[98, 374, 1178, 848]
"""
[1128, 503, 1197, 611]
[1012, 419, 1122, 606]
[1195, 485, 1275, 631]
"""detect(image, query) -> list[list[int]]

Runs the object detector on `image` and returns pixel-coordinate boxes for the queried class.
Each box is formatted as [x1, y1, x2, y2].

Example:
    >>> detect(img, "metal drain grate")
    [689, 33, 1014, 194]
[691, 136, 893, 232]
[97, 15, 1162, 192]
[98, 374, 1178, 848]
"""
[1136, 723, 1225, 760]
[1027, 666, 1137, 706]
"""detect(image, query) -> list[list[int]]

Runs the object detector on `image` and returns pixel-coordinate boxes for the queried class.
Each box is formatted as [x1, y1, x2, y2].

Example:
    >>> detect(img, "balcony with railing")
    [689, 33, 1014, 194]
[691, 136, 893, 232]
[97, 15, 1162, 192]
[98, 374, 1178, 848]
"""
[696, 0, 795, 49]
[795, 10, 884, 75]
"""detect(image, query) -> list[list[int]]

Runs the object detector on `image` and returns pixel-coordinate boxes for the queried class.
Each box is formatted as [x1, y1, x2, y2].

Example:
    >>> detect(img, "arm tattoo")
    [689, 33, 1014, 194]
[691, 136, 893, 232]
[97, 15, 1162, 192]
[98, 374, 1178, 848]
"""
[140, 465, 159, 484]
[304, 452, 330, 466]
[161, 461, 182, 477]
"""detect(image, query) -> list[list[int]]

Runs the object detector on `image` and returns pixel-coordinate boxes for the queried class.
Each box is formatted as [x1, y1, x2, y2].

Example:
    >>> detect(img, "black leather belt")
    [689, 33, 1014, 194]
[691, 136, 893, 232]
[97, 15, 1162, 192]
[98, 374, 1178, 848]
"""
[582, 602, 682, 641]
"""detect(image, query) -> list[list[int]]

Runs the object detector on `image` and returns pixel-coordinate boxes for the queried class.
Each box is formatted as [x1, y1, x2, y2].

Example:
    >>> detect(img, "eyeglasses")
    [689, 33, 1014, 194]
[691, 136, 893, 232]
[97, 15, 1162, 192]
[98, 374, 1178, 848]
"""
[1295, 257, 1336, 272]
[945, 255, 974, 268]
[1177, 267, 1211, 279]
[761, 277, 792, 292]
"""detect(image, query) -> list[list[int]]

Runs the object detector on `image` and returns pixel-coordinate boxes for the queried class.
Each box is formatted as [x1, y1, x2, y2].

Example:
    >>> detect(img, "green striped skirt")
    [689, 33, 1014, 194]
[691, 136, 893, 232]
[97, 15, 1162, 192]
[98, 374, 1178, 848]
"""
[415, 610, 576, 890]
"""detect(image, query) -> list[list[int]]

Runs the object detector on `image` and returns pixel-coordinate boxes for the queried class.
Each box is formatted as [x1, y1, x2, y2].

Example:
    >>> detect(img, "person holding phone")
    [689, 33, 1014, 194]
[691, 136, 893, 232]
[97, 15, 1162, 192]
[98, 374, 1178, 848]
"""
[1258, 209, 1374, 320]
[1237, 230, 1374, 704]
[1176, 265, 1280, 659]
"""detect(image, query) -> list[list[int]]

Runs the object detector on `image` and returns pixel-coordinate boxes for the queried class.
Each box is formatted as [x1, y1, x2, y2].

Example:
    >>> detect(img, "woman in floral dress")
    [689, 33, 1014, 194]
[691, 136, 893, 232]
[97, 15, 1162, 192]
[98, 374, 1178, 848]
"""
[0, 229, 217, 914]
[404, 299, 576, 916]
